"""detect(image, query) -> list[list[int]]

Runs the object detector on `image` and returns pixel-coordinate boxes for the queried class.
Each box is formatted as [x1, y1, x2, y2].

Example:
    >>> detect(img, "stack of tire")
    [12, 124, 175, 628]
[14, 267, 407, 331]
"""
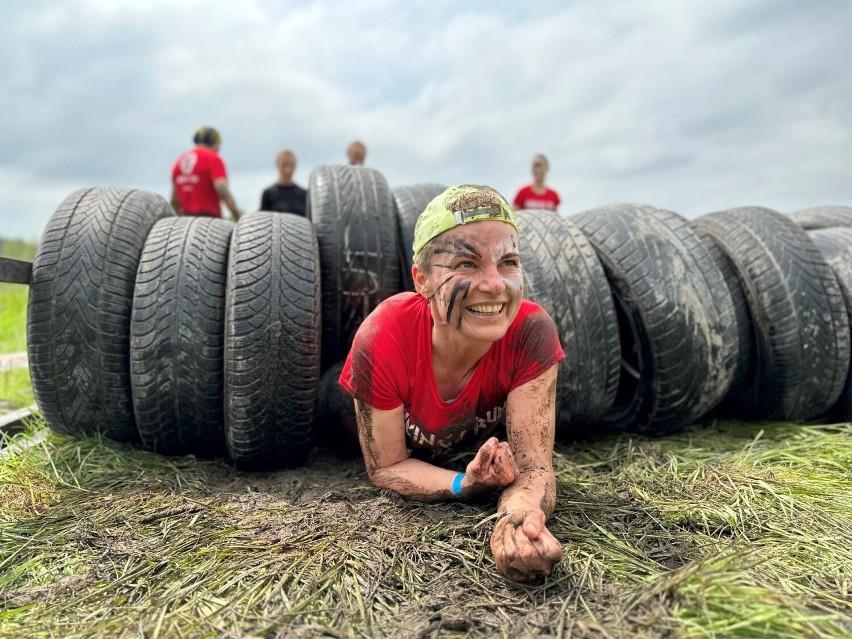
[27, 167, 398, 470]
[25, 178, 852, 470]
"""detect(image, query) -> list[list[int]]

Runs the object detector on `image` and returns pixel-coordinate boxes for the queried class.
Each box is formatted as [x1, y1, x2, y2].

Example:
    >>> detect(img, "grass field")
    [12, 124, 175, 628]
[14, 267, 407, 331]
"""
[0, 284, 33, 412]
[0, 284, 28, 355]
[0, 418, 850, 638]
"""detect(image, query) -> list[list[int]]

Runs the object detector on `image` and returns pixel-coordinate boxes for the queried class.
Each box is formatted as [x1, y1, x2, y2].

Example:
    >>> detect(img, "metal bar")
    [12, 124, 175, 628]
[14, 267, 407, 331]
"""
[0, 257, 33, 285]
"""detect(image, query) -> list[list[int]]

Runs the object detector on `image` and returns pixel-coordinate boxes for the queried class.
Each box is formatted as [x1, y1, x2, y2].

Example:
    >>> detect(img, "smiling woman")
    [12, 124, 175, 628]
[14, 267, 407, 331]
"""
[339, 185, 566, 582]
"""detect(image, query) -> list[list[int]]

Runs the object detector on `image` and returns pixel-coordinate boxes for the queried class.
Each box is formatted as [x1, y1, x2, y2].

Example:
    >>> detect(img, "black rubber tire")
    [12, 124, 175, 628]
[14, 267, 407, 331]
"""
[130, 216, 233, 457]
[392, 183, 447, 291]
[27, 187, 174, 440]
[692, 207, 850, 421]
[307, 165, 400, 369]
[690, 226, 756, 412]
[515, 210, 620, 432]
[571, 204, 739, 435]
[314, 360, 359, 455]
[789, 206, 852, 230]
[224, 212, 322, 469]
[807, 228, 852, 422]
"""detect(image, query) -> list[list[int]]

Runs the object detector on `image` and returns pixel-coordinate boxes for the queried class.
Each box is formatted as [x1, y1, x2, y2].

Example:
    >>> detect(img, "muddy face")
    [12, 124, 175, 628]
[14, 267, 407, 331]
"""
[415, 221, 523, 344]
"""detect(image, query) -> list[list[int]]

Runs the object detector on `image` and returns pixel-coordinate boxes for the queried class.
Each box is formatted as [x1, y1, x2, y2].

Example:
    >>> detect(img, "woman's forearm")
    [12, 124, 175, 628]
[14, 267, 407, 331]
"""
[497, 467, 556, 518]
[368, 457, 462, 502]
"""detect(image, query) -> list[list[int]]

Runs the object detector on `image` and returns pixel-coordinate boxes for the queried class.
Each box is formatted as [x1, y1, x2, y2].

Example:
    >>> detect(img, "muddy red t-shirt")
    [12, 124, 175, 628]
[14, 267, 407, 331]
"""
[513, 185, 561, 211]
[339, 292, 564, 451]
[171, 146, 227, 216]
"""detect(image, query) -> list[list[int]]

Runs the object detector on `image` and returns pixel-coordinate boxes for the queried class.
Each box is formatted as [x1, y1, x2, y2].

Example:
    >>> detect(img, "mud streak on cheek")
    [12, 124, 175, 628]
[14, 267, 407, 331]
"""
[446, 281, 472, 326]
[457, 283, 471, 328]
[432, 274, 455, 302]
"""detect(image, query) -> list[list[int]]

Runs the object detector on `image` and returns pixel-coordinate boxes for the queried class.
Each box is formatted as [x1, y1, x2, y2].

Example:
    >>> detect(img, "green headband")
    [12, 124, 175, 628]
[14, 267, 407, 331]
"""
[412, 184, 518, 258]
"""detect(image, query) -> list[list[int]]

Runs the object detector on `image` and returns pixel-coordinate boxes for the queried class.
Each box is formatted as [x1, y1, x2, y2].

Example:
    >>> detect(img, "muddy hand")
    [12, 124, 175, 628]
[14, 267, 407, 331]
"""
[490, 508, 563, 582]
[464, 438, 519, 494]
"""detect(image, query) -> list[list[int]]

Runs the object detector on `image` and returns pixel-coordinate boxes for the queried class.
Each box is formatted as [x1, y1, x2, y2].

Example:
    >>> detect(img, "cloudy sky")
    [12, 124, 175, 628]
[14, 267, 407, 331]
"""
[1, 0, 851, 240]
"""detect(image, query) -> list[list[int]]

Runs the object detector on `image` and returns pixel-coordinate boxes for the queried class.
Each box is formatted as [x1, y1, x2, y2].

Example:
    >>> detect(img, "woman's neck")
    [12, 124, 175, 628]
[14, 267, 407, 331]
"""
[532, 180, 547, 194]
[431, 327, 491, 369]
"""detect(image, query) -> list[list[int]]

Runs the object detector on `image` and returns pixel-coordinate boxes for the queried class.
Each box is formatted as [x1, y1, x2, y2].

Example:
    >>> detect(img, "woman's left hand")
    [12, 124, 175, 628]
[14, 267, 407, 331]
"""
[489, 508, 563, 582]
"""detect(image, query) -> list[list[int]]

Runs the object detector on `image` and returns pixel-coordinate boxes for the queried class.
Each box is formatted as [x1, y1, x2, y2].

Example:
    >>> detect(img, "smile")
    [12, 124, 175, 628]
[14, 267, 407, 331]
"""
[467, 303, 504, 315]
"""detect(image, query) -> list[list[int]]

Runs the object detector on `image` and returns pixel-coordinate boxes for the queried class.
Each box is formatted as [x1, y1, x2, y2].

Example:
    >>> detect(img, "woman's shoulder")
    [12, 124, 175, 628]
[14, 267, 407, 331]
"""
[516, 298, 549, 320]
[505, 300, 560, 343]
[357, 292, 424, 337]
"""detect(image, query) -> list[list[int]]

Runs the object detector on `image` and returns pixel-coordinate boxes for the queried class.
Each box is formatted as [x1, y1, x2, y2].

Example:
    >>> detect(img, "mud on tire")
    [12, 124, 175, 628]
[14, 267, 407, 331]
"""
[516, 211, 620, 433]
[130, 216, 233, 457]
[692, 207, 850, 421]
[572, 204, 739, 436]
[805, 227, 852, 422]
[224, 212, 322, 469]
[307, 166, 399, 369]
[27, 187, 174, 440]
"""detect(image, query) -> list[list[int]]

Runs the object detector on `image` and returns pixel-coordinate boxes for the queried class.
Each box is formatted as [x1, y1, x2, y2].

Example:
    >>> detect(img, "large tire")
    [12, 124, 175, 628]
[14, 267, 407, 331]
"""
[307, 165, 400, 369]
[27, 187, 173, 440]
[314, 360, 359, 455]
[393, 184, 447, 291]
[692, 207, 850, 421]
[807, 228, 852, 422]
[571, 204, 738, 435]
[224, 212, 321, 469]
[789, 206, 852, 230]
[690, 227, 756, 411]
[515, 211, 620, 432]
[130, 217, 233, 457]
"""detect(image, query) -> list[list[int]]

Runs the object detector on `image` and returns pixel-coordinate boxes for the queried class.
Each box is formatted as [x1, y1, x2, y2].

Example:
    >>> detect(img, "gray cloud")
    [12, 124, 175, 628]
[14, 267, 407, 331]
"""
[1, 0, 851, 241]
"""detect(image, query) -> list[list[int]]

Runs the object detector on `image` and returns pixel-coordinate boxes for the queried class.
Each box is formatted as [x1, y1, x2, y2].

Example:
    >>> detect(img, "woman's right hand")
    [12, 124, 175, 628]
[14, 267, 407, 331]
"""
[463, 437, 519, 495]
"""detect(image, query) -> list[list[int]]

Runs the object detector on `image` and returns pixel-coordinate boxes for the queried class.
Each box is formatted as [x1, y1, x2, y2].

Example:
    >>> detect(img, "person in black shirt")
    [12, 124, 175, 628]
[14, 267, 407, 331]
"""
[260, 149, 307, 216]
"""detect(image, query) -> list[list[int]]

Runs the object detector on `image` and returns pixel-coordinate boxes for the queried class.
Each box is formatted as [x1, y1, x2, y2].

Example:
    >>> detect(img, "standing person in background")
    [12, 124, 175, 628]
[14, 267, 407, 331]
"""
[260, 149, 307, 216]
[347, 140, 367, 166]
[512, 154, 561, 212]
[171, 126, 243, 220]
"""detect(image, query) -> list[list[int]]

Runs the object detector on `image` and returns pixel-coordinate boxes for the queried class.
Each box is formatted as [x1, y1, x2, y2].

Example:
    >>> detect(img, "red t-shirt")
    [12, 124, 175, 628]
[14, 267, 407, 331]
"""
[171, 146, 227, 216]
[339, 293, 565, 452]
[513, 185, 561, 211]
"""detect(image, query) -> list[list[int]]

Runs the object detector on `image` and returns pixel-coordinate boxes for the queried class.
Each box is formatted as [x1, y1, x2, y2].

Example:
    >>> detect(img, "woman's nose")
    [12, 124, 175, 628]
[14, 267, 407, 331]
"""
[478, 264, 506, 294]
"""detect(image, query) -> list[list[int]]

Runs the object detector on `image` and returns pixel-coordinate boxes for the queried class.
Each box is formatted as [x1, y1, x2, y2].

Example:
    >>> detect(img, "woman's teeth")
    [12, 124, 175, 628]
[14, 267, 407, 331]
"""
[467, 304, 503, 314]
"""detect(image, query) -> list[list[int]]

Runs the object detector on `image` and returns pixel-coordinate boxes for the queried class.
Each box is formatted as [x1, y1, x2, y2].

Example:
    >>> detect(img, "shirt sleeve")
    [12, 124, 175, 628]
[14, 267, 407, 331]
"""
[339, 304, 406, 410]
[509, 308, 565, 391]
[260, 188, 269, 211]
[210, 155, 227, 182]
[512, 187, 525, 209]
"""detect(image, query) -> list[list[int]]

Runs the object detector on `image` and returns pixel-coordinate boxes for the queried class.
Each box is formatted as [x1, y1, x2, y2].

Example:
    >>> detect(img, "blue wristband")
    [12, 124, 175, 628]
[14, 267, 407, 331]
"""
[451, 472, 466, 496]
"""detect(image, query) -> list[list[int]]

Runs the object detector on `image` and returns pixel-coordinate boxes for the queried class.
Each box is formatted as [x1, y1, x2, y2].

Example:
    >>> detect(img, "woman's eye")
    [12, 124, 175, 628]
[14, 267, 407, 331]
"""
[456, 260, 476, 269]
[502, 259, 519, 268]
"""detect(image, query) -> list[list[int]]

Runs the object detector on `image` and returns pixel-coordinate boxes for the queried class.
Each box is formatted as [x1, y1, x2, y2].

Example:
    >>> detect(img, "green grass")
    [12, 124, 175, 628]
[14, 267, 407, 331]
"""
[0, 238, 37, 263]
[1, 420, 850, 638]
[0, 284, 28, 355]
[0, 369, 34, 413]
[0, 284, 32, 412]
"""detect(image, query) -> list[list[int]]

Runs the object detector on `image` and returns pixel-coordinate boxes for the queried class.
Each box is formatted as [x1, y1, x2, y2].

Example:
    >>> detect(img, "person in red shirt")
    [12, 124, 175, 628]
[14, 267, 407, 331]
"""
[340, 184, 565, 582]
[512, 154, 561, 211]
[170, 126, 243, 220]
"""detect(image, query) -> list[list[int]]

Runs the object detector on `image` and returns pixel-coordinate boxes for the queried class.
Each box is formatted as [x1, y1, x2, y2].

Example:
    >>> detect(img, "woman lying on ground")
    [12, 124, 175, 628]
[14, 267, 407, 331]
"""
[339, 185, 565, 582]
